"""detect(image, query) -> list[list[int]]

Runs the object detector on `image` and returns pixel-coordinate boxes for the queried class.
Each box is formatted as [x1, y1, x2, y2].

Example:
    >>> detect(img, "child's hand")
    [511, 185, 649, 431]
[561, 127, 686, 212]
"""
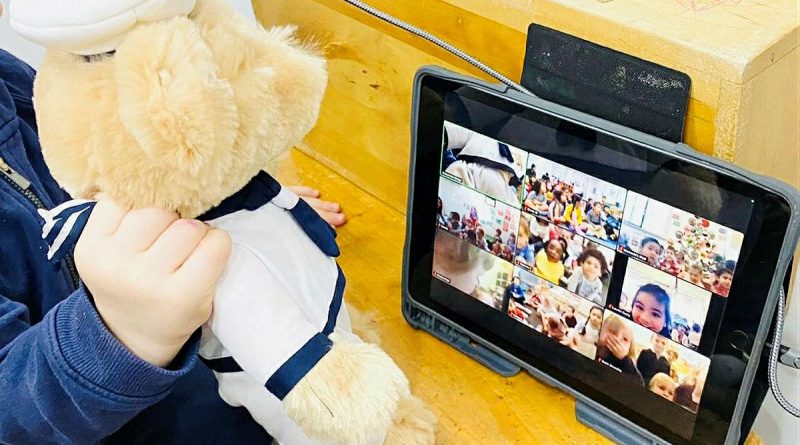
[74, 197, 232, 368]
[606, 336, 628, 360]
[289, 186, 346, 227]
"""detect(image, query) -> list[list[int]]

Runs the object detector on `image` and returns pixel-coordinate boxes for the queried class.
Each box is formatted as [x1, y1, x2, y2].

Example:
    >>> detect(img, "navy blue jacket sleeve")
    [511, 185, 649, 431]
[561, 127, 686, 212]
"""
[0, 288, 199, 445]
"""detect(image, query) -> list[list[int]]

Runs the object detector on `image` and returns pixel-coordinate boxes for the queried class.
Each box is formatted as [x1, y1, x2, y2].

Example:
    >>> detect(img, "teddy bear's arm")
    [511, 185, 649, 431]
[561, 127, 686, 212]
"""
[207, 242, 328, 395]
[208, 242, 411, 445]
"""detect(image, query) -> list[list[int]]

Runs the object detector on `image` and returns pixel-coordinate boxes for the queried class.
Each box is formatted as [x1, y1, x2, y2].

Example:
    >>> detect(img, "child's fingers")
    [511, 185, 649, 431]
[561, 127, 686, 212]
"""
[114, 207, 180, 252]
[146, 219, 211, 271]
[83, 196, 129, 239]
[174, 228, 232, 289]
[288, 185, 320, 199]
[302, 196, 342, 213]
[316, 210, 347, 227]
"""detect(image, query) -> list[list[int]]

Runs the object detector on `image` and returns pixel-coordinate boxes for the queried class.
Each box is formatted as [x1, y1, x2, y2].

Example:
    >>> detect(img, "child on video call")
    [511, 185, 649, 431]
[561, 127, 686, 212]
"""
[566, 249, 609, 305]
[630, 284, 673, 338]
[549, 189, 567, 224]
[597, 315, 644, 385]
[578, 306, 604, 346]
[638, 237, 664, 267]
[562, 304, 578, 329]
[649, 373, 677, 402]
[683, 263, 711, 290]
[660, 245, 682, 275]
[712, 267, 733, 296]
[535, 239, 566, 284]
[636, 334, 671, 385]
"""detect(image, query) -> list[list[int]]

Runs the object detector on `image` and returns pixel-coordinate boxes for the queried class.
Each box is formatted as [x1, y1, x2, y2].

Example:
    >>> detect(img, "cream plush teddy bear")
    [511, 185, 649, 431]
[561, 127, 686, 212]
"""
[9, 0, 436, 444]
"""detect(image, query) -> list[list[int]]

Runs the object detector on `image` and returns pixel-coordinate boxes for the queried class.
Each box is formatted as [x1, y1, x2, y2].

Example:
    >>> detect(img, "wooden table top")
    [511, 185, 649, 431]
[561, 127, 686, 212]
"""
[271, 149, 762, 445]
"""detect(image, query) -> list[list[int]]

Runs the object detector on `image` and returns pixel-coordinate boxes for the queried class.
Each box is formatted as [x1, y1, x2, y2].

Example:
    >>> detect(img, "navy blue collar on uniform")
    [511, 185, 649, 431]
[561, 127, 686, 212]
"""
[198, 171, 282, 222]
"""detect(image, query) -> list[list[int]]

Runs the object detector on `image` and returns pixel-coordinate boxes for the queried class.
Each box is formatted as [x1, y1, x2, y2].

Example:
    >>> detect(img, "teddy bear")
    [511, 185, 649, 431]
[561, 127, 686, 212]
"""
[8, 0, 436, 444]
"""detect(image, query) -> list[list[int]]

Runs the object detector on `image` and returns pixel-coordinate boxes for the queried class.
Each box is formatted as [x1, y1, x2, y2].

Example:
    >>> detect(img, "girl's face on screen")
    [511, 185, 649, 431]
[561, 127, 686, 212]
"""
[632, 291, 667, 333]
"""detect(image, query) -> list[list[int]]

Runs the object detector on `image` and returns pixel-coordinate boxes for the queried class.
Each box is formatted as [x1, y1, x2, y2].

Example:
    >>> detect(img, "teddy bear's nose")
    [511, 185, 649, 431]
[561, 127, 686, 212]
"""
[82, 51, 117, 63]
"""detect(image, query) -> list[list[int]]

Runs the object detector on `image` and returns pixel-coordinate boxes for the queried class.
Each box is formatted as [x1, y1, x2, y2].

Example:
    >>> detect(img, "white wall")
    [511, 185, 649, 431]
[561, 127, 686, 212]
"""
[0, 0, 45, 67]
[1, 0, 798, 442]
[0, 0, 256, 68]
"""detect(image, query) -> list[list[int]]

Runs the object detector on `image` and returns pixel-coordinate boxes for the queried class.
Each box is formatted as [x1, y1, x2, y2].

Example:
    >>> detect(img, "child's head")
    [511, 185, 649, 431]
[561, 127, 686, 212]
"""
[673, 384, 696, 410]
[665, 245, 676, 259]
[512, 276, 521, 285]
[716, 268, 733, 289]
[688, 264, 703, 283]
[639, 237, 664, 265]
[577, 249, 609, 281]
[437, 197, 443, 213]
[632, 284, 672, 336]
[592, 202, 602, 214]
[599, 315, 634, 358]
[564, 304, 576, 315]
[493, 242, 502, 254]
[666, 349, 679, 363]
[476, 227, 485, 239]
[588, 306, 604, 328]
[544, 238, 565, 262]
[572, 194, 584, 205]
[675, 251, 686, 263]
[466, 229, 477, 243]
[545, 315, 567, 341]
[651, 333, 668, 355]
[450, 211, 460, 222]
[649, 373, 677, 401]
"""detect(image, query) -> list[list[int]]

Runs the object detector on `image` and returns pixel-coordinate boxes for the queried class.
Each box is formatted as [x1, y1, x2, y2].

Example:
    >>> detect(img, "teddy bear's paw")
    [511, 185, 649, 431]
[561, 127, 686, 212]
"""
[383, 395, 437, 445]
[283, 336, 409, 445]
[347, 304, 382, 345]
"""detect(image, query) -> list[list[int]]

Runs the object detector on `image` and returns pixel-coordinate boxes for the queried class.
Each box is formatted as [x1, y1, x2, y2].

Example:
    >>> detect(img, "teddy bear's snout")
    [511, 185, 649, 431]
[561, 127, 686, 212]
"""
[81, 51, 116, 64]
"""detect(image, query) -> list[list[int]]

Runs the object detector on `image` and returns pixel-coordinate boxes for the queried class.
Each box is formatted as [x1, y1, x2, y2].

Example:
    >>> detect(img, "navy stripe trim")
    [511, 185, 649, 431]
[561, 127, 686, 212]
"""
[199, 356, 244, 374]
[198, 171, 282, 221]
[265, 333, 333, 400]
[289, 199, 340, 257]
[323, 265, 346, 335]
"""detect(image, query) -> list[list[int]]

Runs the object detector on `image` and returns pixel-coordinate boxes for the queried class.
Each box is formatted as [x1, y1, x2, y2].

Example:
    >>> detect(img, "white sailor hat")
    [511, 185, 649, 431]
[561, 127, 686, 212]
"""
[456, 132, 524, 180]
[9, 0, 197, 55]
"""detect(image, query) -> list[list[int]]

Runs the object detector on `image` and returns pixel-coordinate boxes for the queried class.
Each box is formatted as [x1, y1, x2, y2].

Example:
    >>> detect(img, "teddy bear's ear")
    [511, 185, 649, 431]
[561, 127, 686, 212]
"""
[114, 16, 238, 178]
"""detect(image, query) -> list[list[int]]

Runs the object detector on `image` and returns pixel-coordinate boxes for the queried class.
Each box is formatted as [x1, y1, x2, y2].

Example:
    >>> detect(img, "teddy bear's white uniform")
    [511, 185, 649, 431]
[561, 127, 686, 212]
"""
[199, 180, 375, 445]
[39, 174, 383, 445]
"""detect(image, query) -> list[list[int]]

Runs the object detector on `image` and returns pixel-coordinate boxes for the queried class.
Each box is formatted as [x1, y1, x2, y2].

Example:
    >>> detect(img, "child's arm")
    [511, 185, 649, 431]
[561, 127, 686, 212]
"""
[1, 200, 230, 444]
[0, 290, 198, 445]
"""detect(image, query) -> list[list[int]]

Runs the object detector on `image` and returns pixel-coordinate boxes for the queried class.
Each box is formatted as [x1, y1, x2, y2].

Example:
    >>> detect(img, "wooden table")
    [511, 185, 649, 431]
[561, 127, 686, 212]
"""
[271, 149, 763, 445]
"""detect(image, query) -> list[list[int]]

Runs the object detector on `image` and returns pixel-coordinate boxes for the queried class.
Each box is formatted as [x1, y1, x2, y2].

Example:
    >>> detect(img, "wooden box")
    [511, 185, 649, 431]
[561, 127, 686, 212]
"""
[254, 0, 799, 213]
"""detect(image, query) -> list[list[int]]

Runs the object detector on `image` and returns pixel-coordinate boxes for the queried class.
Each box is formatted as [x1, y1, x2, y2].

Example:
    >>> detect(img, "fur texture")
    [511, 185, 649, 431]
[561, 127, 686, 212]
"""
[32, 1, 436, 443]
[33, 0, 326, 218]
[384, 396, 437, 445]
[283, 333, 411, 445]
[347, 306, 382, 345]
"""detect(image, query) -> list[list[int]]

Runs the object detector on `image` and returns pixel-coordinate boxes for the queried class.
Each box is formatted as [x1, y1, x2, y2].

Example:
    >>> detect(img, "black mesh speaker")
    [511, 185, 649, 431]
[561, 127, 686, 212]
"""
[521, 24, 691, 142]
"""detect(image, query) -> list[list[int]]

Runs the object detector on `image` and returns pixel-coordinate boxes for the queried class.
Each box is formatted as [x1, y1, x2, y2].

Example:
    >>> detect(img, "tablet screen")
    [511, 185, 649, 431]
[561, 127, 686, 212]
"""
[406, 77, 787, 444]
[433, 119, 744, 412]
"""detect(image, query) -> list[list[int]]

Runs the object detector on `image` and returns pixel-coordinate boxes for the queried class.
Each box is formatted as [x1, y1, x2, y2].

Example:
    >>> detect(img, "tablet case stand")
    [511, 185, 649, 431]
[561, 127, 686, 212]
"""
[402, 26, 799, 445]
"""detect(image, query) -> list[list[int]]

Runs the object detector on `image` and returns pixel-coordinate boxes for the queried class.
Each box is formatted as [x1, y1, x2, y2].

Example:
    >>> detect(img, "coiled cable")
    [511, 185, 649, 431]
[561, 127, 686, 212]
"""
[769, 287, 799, 417]
[341, 0, 533, 96]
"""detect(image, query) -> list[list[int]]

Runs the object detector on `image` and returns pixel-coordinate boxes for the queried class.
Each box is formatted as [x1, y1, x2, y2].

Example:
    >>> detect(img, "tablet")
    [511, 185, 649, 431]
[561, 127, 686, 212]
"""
[403, 66, 799, 445]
